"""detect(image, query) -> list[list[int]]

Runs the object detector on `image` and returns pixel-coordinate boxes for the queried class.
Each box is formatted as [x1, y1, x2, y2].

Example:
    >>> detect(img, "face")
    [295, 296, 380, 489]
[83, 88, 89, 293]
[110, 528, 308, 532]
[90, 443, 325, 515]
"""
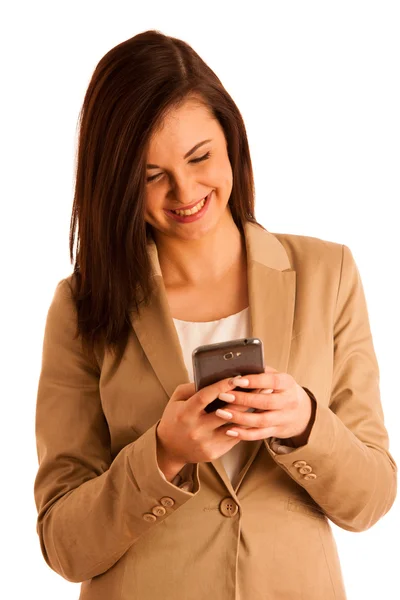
[144, 96, 233, 241]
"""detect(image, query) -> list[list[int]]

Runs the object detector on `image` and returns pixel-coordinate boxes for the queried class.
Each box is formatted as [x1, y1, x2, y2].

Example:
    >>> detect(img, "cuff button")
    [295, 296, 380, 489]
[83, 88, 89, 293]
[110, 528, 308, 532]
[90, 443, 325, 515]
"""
[160, 497, 175, 507]
[299, 465, 313, 474]
[152, 505, 167, 517]
[143, 513, 157, 522]
[293, 460, 307, 468]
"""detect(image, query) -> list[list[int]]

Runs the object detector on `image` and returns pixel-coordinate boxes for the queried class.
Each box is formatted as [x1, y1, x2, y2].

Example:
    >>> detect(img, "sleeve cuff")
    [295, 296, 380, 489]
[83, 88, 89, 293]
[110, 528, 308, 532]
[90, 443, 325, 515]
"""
[268, 438, 297, 454]
[130, 420, 200, 498]
[158, 461, 196, 491]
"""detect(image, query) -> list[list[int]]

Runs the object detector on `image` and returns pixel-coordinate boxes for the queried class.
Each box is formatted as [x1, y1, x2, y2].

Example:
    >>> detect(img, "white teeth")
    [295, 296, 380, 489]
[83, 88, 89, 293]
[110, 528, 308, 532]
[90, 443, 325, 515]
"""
[172, 194, 208, 216]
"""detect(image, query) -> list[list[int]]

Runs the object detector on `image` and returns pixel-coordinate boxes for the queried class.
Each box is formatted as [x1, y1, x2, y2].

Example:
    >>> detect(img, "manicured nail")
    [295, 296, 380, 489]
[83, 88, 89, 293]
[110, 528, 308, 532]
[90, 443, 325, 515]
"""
[216, 409, 233, 419]
[232, 377, 249, 386]
[226, 430, 239, 437]
[218, 393, 236, 402]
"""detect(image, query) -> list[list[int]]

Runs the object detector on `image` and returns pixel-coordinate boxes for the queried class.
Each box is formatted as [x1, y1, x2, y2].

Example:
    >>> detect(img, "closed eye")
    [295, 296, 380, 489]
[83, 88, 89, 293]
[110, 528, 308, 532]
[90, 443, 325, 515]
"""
[146, 151, 211, 183]
[190, 151, 211, 164]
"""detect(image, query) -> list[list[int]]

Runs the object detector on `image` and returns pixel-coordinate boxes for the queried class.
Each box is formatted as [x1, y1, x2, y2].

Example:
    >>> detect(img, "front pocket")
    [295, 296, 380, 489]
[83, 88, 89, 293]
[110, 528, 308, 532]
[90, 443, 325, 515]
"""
[286, 497, 326, 520]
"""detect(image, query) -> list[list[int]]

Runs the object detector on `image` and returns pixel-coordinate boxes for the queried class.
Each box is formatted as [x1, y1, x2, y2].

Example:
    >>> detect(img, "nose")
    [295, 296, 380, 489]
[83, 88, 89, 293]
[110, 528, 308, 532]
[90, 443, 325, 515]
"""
[169, 172, 200, 206]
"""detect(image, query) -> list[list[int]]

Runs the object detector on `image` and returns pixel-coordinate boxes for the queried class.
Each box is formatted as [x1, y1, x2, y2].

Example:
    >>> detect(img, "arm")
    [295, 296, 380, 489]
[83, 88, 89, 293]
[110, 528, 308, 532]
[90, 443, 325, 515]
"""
[33, 279, 200, 583]
[266, 244, 397, 532]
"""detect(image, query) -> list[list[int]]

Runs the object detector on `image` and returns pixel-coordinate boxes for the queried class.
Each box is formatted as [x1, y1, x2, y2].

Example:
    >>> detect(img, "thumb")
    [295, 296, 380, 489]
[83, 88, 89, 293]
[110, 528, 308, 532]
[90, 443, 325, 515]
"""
[172, 382, 196, 401]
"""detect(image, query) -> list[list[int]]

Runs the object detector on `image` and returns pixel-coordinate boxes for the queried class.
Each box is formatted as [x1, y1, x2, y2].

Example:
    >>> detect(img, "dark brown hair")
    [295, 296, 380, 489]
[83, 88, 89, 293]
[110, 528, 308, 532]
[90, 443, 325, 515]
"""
[69, 29, 263, 365]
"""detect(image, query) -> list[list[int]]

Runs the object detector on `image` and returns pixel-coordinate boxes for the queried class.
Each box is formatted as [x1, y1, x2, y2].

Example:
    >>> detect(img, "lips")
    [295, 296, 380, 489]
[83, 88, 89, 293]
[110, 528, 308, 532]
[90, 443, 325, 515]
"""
[164, 190, 212, 223]
[167, 192, 212, 213]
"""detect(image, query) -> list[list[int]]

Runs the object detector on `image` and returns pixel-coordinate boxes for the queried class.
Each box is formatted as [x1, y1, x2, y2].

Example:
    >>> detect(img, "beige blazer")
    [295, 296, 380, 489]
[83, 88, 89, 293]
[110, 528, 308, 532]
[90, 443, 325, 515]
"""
[34, 221, 397, 600]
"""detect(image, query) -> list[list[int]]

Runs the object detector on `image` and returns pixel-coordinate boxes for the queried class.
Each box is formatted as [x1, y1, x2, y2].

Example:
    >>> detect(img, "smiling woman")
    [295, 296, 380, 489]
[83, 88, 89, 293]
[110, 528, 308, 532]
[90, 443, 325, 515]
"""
[33, 28, 397, 600]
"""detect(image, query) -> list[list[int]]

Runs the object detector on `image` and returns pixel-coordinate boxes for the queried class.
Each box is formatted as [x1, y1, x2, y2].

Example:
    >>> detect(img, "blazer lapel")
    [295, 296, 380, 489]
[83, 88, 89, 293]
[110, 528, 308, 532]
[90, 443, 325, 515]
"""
[130, 221, 296, 491]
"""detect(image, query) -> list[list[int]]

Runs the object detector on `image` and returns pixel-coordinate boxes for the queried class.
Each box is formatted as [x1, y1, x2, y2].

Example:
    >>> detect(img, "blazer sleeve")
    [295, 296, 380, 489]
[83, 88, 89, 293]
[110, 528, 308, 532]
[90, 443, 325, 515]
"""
[265, 244, 398, 532]
[33, 279, 201, 583]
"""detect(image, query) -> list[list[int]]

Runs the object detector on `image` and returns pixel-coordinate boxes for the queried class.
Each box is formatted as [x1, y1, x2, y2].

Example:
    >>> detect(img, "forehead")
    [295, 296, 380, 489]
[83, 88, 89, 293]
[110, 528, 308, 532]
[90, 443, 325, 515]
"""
[147, 98, 220, 153]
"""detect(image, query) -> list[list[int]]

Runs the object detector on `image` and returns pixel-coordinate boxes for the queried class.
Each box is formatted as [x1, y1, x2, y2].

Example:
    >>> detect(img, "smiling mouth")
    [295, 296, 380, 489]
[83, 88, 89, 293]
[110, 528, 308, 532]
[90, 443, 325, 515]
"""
[168, 192, 211, 216]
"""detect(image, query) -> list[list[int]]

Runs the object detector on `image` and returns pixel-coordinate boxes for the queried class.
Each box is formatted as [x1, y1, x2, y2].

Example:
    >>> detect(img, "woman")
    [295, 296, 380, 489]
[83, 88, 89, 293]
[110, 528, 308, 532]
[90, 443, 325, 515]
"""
[34, 30, 397, 600]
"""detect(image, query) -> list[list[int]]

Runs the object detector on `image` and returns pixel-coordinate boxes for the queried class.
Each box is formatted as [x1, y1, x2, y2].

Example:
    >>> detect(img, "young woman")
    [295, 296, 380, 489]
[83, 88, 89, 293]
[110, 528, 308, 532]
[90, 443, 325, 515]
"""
[34, 30, 397, 600]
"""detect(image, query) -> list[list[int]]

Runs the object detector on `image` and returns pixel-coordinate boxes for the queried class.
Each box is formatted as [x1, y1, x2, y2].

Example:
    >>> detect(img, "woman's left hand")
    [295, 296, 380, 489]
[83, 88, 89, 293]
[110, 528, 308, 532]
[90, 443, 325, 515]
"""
[216, 365, 316, 445]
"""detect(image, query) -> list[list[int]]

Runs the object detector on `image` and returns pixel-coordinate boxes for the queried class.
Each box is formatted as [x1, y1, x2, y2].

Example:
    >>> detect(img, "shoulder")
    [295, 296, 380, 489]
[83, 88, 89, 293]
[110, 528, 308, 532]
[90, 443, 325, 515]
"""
[45, 276, 77, 320]
[270, 230, 345, 273]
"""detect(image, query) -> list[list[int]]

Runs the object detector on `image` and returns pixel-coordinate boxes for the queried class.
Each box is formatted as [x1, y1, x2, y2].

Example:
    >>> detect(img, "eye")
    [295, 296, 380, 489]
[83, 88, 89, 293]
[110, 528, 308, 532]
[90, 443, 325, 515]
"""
[146, 151, 211, 183]
[189, 151, 211, 164]
[146, 173, 162, 183]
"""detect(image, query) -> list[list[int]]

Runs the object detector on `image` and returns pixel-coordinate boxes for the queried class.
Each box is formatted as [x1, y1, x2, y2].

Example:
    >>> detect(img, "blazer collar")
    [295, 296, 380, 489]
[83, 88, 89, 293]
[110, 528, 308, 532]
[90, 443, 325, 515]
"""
[130, 221, 296, 492]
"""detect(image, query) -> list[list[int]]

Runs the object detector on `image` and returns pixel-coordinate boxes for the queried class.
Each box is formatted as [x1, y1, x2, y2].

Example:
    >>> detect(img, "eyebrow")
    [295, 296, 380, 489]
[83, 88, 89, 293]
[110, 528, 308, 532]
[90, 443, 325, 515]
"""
[146, 139, 212, 169]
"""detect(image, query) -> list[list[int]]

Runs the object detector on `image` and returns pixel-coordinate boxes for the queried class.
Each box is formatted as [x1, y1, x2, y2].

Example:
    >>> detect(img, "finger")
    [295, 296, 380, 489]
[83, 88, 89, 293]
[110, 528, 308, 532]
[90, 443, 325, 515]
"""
[228, 389, 285, 411]
[231, 404, 254, 413]
[216, 407, 281, 429]
[172, 382, 196, 400]
[230, 372, 292, 394]
[205, 403, 252, 414]
[208, 404, 252, 427]
[225, 426, 278, 441]
[191, 375, 245, 412]
[207, 405, 251, 430]
[257, 386, 275, 396]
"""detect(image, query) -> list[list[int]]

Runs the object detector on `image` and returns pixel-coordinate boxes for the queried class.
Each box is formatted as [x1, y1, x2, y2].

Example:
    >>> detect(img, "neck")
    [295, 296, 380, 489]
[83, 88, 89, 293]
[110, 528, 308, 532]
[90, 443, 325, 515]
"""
[153, 210, 246, 288]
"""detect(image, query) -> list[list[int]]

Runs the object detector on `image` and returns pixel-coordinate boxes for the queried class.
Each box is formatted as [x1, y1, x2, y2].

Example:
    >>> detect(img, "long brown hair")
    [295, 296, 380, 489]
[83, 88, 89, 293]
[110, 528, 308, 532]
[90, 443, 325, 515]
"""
[69, 29, 263, 365]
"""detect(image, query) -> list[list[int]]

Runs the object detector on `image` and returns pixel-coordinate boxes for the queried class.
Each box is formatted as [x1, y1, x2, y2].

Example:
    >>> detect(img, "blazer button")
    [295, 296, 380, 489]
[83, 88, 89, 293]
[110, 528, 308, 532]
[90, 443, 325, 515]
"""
[303, 473, 317, 480]
[219, 497, 239, 518]
[293, 460, 307, 468]
[143, 513, 157, 522]
[152, 505, 167, 517]
[160, 497, 175, 507]
[299, 465, 313, 474]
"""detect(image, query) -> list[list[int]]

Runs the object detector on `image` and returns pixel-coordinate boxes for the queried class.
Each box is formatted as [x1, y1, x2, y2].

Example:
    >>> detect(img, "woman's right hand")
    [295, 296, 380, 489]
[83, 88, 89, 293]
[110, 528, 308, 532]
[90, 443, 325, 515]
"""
[156, 378, 251, 466]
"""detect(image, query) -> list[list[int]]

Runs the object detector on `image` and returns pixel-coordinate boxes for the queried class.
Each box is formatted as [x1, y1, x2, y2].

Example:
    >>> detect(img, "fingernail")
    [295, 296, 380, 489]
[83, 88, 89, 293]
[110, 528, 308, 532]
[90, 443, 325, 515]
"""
[226, 430, 239, 437]
[232, 377, 249, 386]
[218, 393, 236, 402]
[216, 409, 233, 419]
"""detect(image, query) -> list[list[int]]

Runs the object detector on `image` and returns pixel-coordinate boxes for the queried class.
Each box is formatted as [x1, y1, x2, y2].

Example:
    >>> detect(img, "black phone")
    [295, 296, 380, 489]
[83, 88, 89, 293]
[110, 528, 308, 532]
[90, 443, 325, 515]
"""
[192, 337, 265, 413]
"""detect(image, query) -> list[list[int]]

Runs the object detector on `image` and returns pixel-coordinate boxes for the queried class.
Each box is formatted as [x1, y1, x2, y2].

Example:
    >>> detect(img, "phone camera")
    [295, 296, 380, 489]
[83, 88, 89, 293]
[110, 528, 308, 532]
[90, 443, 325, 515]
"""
[223, 352, 234, 360]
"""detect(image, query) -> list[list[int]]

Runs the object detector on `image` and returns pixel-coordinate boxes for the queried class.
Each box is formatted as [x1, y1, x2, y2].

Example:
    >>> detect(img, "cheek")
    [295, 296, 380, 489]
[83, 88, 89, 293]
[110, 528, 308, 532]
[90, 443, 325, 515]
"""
[144, 189, 162, 209]
[209, 157, 233, 191]
[143, 195, 160, 222]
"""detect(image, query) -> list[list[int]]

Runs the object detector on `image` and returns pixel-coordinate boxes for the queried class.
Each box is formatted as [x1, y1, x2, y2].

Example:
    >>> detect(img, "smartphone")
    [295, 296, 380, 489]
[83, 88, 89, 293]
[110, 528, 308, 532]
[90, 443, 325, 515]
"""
[192, 337, 265, 414]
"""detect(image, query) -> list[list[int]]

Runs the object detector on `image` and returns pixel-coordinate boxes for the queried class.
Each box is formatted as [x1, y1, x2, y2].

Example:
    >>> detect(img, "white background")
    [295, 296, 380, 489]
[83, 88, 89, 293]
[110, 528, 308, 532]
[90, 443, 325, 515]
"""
[2, 1, 399, 598]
